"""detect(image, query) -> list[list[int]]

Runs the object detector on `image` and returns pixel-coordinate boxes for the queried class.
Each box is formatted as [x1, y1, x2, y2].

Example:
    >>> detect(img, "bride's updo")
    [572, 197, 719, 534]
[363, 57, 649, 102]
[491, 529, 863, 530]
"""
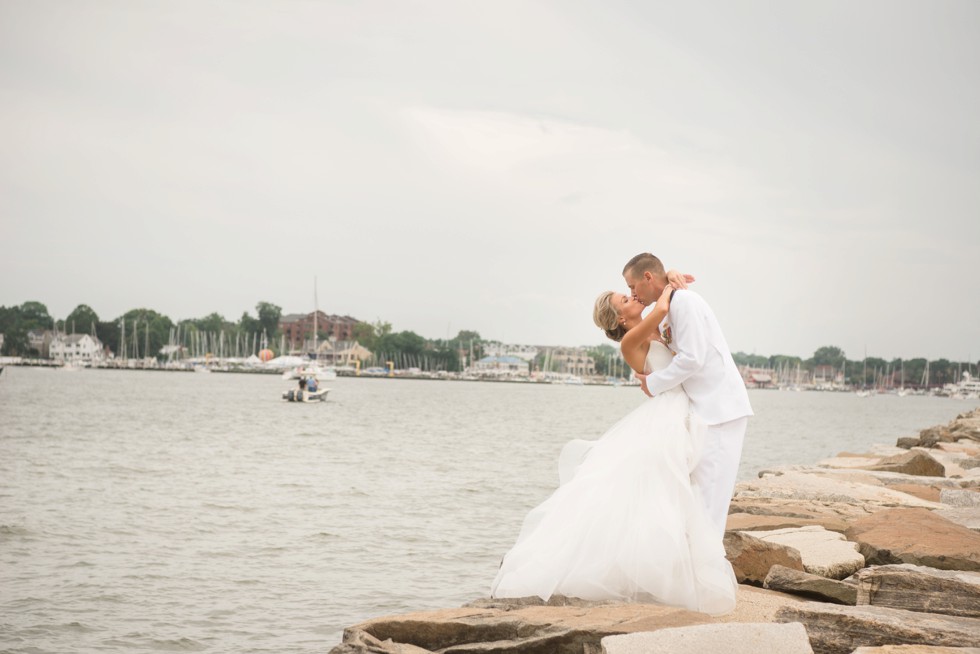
[593, 291, 626, 342]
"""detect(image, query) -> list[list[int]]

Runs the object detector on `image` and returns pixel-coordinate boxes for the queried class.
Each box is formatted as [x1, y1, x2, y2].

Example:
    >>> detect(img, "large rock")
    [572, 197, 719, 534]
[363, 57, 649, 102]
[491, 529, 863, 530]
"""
[845, 508, 980, 571]
[888, 484, 942, 502]
[740, 526, 865, 580]
[764, 565, 857, 605]
[776, 602, 980, 654]
[602, 622, 814, 654]
[734, 472, 941, 509]
[726, 512, 842, 533]
[852, 645, 980, 654]
[936, 507, 980, 533]
[852, 646, 980, 653]
[939, 488, 980, 507]
[330, 600, 714, 654]
[854, 564, 980, 618]
[724, 531, 805, 585]
[865, 451, 946, 477]
[727, 497, 873, 534]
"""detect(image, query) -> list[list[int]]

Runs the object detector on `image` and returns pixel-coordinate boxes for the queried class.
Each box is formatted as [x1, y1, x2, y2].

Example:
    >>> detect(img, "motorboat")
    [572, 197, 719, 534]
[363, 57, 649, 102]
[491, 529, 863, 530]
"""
[282, 387, 330, 403]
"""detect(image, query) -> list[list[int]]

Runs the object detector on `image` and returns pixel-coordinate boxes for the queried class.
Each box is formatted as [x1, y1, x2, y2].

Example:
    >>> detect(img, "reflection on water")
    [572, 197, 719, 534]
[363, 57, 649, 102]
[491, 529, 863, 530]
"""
[0, 367, 974, 653]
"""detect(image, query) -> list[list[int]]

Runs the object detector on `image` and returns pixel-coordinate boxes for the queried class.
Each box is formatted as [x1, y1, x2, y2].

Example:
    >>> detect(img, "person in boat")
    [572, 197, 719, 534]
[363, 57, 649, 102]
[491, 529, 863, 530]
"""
[307, 376, 318, 393]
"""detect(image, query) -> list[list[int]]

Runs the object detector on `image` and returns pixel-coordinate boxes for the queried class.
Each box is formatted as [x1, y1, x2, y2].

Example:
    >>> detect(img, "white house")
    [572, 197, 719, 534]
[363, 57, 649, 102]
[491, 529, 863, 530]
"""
[49, 334, 105, 364]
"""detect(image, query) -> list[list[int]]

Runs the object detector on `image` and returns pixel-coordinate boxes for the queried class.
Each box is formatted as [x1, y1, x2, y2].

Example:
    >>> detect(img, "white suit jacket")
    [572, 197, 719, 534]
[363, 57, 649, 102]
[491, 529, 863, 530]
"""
[645, 289, 753, 426]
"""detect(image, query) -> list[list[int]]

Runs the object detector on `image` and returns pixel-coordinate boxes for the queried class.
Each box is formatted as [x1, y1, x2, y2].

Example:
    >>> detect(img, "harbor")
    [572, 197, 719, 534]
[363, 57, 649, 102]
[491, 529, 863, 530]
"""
[1, 365, 977, 653]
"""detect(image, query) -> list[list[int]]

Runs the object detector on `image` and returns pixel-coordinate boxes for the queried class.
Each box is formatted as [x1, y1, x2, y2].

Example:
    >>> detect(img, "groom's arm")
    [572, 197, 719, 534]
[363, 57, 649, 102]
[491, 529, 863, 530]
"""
[644, 292, 708, 396]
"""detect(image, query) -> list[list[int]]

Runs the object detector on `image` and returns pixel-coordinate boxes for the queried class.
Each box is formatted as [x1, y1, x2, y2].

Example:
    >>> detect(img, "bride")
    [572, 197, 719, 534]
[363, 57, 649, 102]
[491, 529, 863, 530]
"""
[489, 277, 737, 615]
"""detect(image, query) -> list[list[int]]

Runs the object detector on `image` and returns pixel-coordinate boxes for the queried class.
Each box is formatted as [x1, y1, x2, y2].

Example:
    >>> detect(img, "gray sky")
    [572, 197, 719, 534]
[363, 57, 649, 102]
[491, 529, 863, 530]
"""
[2, 0, 978, 361]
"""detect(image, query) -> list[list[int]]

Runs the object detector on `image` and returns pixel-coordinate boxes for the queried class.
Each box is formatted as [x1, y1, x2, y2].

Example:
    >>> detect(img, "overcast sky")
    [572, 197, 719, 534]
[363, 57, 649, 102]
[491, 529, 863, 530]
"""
[2, 1, 977, 361]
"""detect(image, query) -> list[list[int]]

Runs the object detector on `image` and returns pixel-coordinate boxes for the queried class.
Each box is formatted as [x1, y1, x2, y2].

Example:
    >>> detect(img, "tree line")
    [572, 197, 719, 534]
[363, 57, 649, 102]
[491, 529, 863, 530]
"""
[586, 343, 977, 387]
[0, 301, 485, 372]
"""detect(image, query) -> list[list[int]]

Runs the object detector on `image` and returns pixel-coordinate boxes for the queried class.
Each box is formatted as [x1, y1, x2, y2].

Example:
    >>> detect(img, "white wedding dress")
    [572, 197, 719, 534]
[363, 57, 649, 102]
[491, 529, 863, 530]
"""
[490, 341, 737, 615]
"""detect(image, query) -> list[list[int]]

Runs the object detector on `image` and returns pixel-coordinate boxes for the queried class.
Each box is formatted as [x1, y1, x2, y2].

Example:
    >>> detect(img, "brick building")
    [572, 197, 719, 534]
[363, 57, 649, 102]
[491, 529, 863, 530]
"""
[279, 311, 360, 349]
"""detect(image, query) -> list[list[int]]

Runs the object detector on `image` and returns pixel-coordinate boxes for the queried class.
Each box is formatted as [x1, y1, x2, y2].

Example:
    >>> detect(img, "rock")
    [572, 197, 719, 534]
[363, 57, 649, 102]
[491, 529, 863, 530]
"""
[936, 507, 980, 533]
[896, 437, 922, 450]
[890, 484, 942, 502]
[726, 513, 841, 533]
[854, 564, 980, 618]
[330, 601, 714, 654]
[776, 602, 980, 654]
[940, 489, 980, 508]
[727, 497, 873, 533]
[601, 622, 814, 654]
[852, 647, 980, 653]
[330, 587, 812, 654]
[818, 455, 887, 470]
[866, 451, 946, 477]
[845, 508, 980, 571]
[764, 564, 857, 605]
[716, 585, 810, 623]
[740, 526, 865, 580]
[936, 441, 980, 457]
[734, 472, 941, 509]
[962, 458, 980, 470]
[919, 426, 955, 447]
[724, 531, 805, 585]
[330, 629, 434, 654]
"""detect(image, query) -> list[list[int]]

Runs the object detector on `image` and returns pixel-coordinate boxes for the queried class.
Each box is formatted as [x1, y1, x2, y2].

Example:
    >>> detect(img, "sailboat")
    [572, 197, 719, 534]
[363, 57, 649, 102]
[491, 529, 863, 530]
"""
[281, 277, 338, 383]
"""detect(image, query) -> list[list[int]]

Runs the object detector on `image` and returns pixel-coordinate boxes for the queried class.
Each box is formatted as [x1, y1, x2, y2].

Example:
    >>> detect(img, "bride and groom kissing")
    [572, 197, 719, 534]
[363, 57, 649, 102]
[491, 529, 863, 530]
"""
[490, 253, 753, 616]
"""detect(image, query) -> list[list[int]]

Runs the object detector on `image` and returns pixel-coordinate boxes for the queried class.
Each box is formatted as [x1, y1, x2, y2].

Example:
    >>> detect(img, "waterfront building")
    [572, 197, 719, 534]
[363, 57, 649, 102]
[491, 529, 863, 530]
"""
[49, 333, 106, 364]
[324, 340, 373, 366]
[541, 347, 597, 377]
[27, 329, 54, 357]
[279, 312, 360, 350]
[740, 366, 774, 389]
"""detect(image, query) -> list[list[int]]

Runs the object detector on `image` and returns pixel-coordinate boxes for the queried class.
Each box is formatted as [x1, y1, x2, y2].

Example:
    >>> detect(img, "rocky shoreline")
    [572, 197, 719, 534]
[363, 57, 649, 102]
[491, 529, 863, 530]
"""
[330, 408, 980, 654]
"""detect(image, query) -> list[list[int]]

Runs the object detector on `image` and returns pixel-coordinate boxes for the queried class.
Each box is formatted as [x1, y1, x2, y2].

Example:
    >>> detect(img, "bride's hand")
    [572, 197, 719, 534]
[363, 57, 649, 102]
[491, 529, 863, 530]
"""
[666, 269, 695, 290]
[654, 284, 673, 312]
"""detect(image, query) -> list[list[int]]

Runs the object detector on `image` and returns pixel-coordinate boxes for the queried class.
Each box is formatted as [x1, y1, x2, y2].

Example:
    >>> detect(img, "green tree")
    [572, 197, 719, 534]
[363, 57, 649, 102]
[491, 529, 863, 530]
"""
[19, 301, 52, 330]
[116, 309, 175, 359]
[96, 320, 121, 356]
[238, 311, 261, 337]
[587, 343, 619, 376]
[351, 321, 379, 352]
[733, 351, 769, 367]
[65, 304, 100, 334]
[256, 302, 282, 341]
[812, 346, 846, 370]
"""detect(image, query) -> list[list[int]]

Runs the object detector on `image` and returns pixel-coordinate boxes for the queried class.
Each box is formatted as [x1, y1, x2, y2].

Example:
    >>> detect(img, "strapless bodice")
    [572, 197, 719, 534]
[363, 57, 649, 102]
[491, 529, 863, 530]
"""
[645, 341, 674, 374]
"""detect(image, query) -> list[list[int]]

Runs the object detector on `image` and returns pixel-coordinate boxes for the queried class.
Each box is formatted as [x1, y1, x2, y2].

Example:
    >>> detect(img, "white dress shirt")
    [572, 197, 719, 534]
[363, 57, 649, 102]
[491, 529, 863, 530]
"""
[644, 289, 753, 426]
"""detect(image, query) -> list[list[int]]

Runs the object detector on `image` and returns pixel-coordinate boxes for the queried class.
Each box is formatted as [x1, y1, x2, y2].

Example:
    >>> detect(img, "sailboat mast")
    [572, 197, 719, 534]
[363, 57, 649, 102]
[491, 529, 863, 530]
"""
[313, 276, 318, 360]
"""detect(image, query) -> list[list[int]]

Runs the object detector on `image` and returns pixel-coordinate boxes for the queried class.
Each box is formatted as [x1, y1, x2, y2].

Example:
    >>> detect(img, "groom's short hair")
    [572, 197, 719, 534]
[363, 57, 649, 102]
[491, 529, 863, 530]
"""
[623, 253, 666, 278]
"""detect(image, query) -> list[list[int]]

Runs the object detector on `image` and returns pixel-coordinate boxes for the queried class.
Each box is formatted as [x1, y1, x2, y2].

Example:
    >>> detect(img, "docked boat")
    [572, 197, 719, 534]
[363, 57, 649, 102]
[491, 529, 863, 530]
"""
[281, 362, 337, 382]
[282, 387, 330, 402]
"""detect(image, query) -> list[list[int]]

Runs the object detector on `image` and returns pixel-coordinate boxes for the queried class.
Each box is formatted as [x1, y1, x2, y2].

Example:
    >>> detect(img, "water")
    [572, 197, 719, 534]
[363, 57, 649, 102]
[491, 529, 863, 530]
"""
[0, 367, 975, 653]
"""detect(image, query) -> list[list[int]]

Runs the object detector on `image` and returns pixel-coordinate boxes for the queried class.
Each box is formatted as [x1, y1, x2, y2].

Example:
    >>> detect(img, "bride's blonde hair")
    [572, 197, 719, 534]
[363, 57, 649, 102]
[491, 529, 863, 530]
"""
[593, 291, 627, 342]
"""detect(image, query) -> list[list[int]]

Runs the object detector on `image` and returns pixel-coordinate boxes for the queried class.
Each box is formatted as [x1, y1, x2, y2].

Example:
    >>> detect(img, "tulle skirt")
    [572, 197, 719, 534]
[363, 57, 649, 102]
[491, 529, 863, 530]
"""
[490, 389, 737, 616]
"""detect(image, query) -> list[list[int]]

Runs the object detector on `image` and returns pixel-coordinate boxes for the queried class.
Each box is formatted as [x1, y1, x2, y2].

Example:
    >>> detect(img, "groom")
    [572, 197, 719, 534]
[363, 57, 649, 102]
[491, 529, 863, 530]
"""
[623, 253, 752, 539]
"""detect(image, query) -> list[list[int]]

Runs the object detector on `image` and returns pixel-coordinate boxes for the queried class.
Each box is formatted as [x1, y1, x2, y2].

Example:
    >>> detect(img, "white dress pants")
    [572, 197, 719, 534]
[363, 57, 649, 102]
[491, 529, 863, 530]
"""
[690, 416, 748, 539]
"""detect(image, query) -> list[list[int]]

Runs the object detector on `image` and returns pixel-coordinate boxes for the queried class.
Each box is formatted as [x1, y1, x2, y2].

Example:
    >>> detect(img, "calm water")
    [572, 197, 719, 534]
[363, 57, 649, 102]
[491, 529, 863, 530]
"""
[1, 367, 975, 653]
